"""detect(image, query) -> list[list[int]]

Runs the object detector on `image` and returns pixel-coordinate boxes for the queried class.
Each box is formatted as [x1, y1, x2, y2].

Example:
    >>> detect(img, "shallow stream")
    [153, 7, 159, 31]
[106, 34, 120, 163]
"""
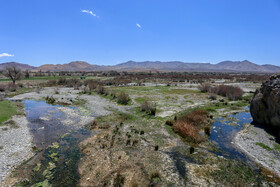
[210, 108, 253, 161]
[14, 100, 91, 187]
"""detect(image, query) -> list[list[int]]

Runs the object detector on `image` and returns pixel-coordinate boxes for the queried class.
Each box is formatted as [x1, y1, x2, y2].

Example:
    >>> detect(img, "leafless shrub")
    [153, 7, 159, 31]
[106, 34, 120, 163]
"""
[3, 66, 22, 84]
[96, 85, 106, 95]
[45, 80, 57, 87]
[117, 92, 130, 105]
[45, 96, 56, 104]
[208, 93, 217, 100]
[198, 83, 212, 93]
[141, 101, 156, 116]
[214, 85, 244, 100]
[165, 120, 174, 126]
[0, 84, 6, 92]
[7, 83, 17, 92]
[57, 78, 67, 85]
[89, 120, 98, 129]
[25, 70, 30, 78]
[67, 78, 82, 88]
[87, 80, 98, 91]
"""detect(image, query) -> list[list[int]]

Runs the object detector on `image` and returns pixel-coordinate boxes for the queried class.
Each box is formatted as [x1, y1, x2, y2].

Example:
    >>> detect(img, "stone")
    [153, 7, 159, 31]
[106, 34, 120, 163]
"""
[250, 74, 280, 129]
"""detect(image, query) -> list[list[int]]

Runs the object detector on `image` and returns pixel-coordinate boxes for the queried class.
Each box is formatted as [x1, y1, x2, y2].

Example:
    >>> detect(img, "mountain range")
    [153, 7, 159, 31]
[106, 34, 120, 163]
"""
[0, 60, 279, 73]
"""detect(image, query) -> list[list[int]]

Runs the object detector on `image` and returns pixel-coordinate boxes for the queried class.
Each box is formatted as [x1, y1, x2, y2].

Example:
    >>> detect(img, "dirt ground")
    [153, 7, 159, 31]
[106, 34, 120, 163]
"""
[1, 80, 279, 186]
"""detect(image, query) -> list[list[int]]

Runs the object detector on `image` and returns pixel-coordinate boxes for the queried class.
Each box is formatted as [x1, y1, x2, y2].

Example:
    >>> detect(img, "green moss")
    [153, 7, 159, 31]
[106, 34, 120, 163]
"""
[72, 99, 86, 106]
[256, 142, 272, 151]
[274, 143, 280, 151]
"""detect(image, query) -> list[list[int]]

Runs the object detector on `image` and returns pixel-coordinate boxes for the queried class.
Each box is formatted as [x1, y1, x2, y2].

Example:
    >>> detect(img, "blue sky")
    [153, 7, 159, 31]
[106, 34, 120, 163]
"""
[0, 0, 280, 66]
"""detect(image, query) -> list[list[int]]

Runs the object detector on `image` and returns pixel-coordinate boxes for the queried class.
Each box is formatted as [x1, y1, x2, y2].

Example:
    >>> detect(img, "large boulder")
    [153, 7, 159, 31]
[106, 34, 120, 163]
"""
[250, 74, 280, 129]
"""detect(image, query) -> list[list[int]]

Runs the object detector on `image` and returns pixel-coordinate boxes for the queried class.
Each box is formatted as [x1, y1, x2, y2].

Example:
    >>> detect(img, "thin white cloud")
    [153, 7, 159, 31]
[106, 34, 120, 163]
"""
[0, 53, 14, 58]
[81, 9, 97, 17]
[136, 23, 141, 28]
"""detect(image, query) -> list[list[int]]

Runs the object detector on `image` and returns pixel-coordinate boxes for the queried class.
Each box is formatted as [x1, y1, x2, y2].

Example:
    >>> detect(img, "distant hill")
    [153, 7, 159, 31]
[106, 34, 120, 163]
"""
[36, 61, 99, 71]
[109, 60, 280, 72]
[0, 60, 279, 73]
[0, 62, 36, 70]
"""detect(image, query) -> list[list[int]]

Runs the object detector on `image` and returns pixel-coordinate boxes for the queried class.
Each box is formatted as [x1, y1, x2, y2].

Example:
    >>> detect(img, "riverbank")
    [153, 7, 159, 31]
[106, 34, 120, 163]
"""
[0, 115, 34, 184]
[235, 124, 280, 181]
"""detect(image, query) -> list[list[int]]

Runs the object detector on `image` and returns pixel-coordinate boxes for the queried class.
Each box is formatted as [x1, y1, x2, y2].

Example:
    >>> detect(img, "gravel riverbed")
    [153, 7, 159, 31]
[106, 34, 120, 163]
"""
[0, 116, 34, 183]
[235, 124, 280, 177]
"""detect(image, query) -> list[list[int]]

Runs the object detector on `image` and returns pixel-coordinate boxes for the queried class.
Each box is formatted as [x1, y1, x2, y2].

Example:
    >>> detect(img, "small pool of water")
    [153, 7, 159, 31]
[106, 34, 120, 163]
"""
[210, 108, 252, 160]
[15, 100, 91, 187]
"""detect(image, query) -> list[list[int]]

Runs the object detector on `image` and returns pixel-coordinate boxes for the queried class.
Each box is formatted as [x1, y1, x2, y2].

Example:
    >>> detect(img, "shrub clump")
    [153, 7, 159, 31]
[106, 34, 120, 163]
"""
[45, 96, 56, 104]
[198, 83, 244, 101]
[141, 101, 156, 116]
[173, 110, 210, 143]
[198, 83, 212, 93]
[45, 80, 57, 87]
[57, 78, 67, 85]
[214, 85, 244, 100]
[96, 85, 106, 95]
[117, 92, 130, 105]
[7, 83, 17, 92]
[0, 84, 6, 92]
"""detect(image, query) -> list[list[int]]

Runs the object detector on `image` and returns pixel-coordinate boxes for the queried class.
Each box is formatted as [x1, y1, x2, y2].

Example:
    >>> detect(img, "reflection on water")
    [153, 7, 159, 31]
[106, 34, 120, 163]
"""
[210, 109, 252, 161]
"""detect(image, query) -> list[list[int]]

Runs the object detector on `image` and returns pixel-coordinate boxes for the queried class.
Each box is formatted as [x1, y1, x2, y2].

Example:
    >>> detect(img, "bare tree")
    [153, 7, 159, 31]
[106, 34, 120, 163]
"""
[3, 66, 22, 84]
[25, 70, 30, 79]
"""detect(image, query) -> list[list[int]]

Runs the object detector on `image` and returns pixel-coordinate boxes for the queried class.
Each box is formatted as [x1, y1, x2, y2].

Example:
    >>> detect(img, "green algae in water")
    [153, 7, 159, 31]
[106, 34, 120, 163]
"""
[17, 134, 82, 187]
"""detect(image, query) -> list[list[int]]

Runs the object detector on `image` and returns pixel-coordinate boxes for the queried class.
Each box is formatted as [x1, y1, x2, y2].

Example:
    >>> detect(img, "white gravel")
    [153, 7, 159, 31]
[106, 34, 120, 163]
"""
[11, 87, 131, 116]
[235, 124, 280, 177]
[57, 107, 94, 128]
[0, 116, 34, 183]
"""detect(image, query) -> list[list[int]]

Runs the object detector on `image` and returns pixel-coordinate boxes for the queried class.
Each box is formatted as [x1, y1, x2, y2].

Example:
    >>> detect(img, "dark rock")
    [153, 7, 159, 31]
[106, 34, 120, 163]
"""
[250, 75, 280, 129]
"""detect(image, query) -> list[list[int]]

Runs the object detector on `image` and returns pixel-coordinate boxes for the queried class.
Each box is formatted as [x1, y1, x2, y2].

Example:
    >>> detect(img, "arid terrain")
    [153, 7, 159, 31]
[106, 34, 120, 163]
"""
[0, 69, 280, 187]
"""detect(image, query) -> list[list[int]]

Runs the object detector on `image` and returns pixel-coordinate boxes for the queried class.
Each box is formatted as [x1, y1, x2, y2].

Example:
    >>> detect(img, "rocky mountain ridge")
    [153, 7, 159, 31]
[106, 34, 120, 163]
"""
[0, 60, 279, 72]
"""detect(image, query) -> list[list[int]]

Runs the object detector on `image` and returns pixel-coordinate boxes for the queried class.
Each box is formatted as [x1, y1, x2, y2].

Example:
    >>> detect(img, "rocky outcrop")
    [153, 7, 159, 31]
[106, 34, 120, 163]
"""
[250, 74, 280, 129]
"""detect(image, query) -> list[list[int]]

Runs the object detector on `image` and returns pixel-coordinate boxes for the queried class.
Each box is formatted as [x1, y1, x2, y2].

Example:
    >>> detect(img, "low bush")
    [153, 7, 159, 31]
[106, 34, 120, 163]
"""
[173, 110, 209, 143]
[0, 84, 6, 92]
[86, 80, 98, 91]
[96, 85, 106, 95]
[198, 83, 212, 93]
[165, 120, 174, 126]
[45, 80, 57, 87]
[199, 83, 244, 101]
[141, 101, 156, 116]
[214, 85, 244, 100]
[7, 83, 17, 92]
[67, 78, 82, 88]
[45, 96, 56, 104]
[57, 78, 67, 85]
[117, 92, 130, 105]
[89, 120, 98, 129]
[17, 83, 24, 88]
[208, 93, 217, 100]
